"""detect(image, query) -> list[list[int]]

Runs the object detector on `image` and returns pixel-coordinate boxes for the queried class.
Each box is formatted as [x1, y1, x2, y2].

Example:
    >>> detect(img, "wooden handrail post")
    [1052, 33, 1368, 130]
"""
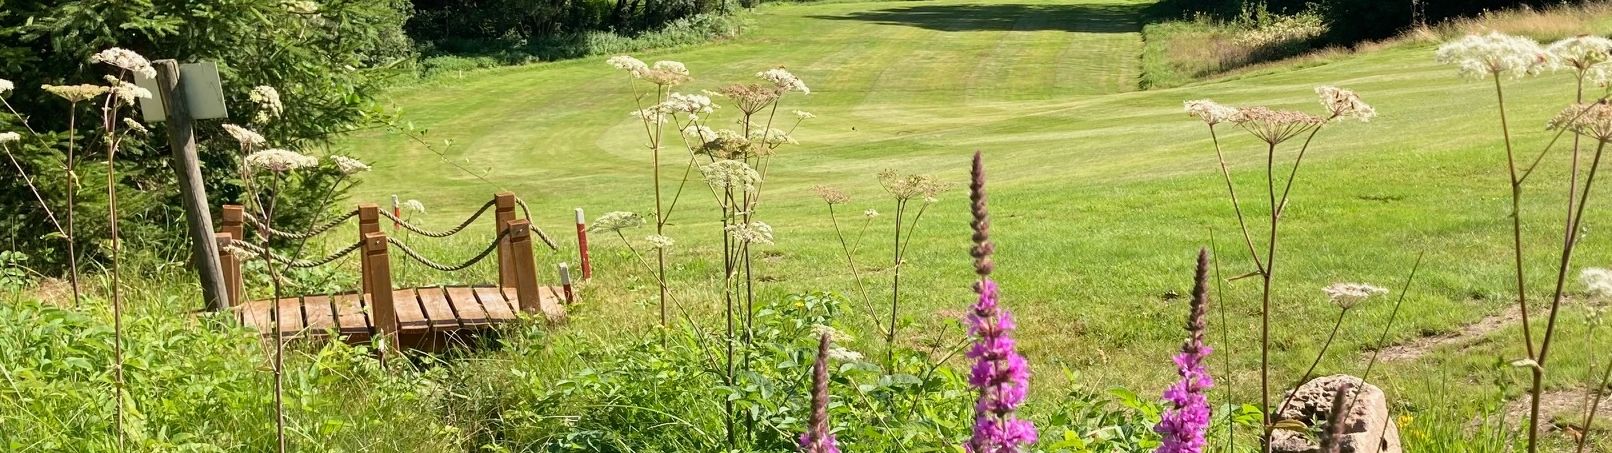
[494, 192, 518, 288]
[362, 231, 397, 360]
[221, 205, 244, 241]
[357, 204, 380, 296]
[214, 233, 242, 308]
[507, 219, 541, 314]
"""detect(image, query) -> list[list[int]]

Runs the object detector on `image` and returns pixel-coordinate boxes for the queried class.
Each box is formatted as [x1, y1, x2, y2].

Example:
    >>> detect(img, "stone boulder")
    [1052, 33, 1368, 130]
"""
[1270, 375, 1403, 453]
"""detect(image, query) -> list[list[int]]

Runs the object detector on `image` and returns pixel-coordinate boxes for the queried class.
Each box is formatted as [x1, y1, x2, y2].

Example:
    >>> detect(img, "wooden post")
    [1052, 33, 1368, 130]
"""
[494, 193, 518, 288]
[214, 233, 241, 307]
[220, 205, 243, 241]
[155, 59, 228, 312]
[362, 231, 397, 356]
[558, 262, 574, 303]
[575, 208, 592, 280]
[507, 219, 541, 313]
[357, 204, 380, 296]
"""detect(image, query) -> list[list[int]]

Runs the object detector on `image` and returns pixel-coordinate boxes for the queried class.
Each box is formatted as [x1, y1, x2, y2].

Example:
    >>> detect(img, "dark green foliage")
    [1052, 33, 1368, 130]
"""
[0, 0, 412, 272]
[408, 0, 731, 63]
[1150, 0, 1584, 44]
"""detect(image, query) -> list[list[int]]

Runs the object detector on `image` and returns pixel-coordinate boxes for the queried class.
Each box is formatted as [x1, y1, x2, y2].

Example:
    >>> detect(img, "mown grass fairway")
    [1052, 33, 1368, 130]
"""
[340, 0, 1612, 426]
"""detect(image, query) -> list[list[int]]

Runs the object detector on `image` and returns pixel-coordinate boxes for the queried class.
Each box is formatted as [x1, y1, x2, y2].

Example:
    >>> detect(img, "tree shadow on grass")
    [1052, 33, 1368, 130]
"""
[807, 3, 1146, 34]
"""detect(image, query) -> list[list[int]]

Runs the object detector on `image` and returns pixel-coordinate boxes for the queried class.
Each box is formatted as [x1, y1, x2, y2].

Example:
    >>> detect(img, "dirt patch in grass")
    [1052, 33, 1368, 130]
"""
[1503, 390, 1612, 437]
[1372, 304, 1522, 363]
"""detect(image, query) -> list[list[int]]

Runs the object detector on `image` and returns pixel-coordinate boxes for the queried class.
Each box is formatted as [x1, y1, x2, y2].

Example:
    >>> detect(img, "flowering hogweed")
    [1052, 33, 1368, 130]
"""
[1155, 250, 1215, 453]
[965, 151, 1036, 453]
[589, 211, 644, 233]
[1184, 100, 1238, 125]
[90, 48, 156, 79]
[0, 78, 13, 95]
[0, 132, 19, 144]
[223, 124, 267, 148]
[1582, 268, 1612, 297]
[1435, 32, 1550, 80]
[1548, 101, 1612, 142]
[330, 155, 370, 175]
[244, 148, 317, 173]
[42, 84, 108, 103]
[1315, 86, 1375, 122]
[1322, 282, 1388, 309]
[1547, 35, 1612, 85]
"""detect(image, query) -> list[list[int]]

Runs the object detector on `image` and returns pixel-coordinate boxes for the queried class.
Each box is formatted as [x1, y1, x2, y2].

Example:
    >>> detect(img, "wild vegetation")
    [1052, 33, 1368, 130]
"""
[8, 0, 1612, 452]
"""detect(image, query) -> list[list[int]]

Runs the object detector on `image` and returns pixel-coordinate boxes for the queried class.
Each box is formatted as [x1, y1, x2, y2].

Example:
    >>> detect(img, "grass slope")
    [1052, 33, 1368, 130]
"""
[338, 0, 1612, 429]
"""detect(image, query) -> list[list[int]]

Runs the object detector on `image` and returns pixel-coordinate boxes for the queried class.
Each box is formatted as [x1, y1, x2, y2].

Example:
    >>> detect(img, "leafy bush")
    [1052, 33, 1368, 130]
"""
[416, 13, 746, 78]
[0, 0, 413, 272]
[1139, 8, 1326, 89]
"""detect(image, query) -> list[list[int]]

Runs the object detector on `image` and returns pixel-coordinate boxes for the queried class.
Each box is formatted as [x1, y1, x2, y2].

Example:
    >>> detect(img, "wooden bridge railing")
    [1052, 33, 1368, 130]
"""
[212, 192, 559, 340]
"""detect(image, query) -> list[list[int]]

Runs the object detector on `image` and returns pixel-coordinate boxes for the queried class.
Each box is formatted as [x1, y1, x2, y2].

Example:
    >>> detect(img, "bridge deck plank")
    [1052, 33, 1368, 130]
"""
[447, 287, 491, 326]
[234, 285, 562, 338]
[416, 287, 462, 331]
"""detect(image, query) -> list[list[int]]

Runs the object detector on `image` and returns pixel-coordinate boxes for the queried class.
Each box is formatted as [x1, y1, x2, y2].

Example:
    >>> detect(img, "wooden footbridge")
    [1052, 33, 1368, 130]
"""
[214, 192, 569, 349]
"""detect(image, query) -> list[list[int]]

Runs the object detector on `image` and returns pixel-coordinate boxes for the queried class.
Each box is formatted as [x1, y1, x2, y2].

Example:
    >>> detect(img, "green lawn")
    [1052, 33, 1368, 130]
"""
[338, 0, 1612, 433]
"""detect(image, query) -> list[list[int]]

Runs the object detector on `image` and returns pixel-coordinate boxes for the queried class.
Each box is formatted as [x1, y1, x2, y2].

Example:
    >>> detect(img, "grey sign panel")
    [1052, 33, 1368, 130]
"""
[135, 61, 229, 122]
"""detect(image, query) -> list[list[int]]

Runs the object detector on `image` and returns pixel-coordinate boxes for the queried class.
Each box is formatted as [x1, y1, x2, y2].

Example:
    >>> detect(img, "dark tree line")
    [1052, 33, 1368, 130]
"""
[1153, 0, 1584, 44]
[408, 0, 735, 54]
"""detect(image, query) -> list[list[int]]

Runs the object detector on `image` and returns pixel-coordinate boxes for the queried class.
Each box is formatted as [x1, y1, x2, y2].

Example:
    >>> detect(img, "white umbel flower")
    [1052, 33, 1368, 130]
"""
[122, 118, 148, 135]
[90, 48, 156, 79]
[0, 132, 20, 144]
[244, 148, 317, 173]
[700, 159, 761, 193]
[757, 67, 809, 94]
[827, 347, 863, 362]
[589, 211, 645, 233]
[1184, 99, 1239, 125]
[646, 234, 675, 249]
[660, 92, 717, 114]
[726, 221, 774, 245]
[1550, 36, 1612, 85]
[330, 155, 370, 175]
[793, 110, 816, 119]
[222, 124, 266, 147]
[402, 199, 426, 214]
[105, 78, 152, 104]
[1435, 32, 1549, 80]
[0, 78, 12, 95]
[607, 55, 649, 75]
[1582, 268, 1612, 297]
[250, 86, 283, 123]
[1322, 282, 1389, 309]
[1315, 86, 1376, 122]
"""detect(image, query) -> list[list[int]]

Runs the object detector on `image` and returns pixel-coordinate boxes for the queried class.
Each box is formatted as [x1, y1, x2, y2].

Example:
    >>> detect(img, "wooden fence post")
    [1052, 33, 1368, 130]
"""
[221, 205, 243, 241]
[363, 231, 396, 359]
[494, 193, 517, 288]
[357, 204, 379, 296]
[507, 219, 541, 314]
[155, 60, 229, 312]
[214, 233, 241, 308]
[558, 262, 574, 303]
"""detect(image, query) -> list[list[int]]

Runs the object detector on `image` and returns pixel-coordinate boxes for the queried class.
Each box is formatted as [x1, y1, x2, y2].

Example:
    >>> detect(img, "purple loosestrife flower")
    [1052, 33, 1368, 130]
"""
[965, 151, 1037, 453]
[799, 333, 840, 453]
[1155, 249, 1216, 453]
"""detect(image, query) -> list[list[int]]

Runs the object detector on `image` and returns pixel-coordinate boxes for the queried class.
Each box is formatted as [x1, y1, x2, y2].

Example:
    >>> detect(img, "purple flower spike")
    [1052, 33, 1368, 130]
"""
[1155, 249, 1216, 453]
[800, 333, 840, 453]
[965, 151, 1036, 453]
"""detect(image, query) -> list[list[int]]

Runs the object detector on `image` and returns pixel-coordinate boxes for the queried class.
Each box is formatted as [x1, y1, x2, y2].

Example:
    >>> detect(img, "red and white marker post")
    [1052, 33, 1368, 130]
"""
[558, 262, 575, 303]
[390, 194, 401, 231]
[575, 208, 592, 280]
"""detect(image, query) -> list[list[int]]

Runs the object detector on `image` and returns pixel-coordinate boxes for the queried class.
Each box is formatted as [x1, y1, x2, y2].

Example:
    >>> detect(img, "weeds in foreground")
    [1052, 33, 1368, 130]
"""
[603, 55, 811, 446]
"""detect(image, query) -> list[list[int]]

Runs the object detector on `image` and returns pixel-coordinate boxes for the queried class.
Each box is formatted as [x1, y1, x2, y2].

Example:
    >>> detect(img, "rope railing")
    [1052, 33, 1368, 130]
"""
[515, 197, 559, 250]
[380, 198, 497, 238]
[241, 209, 360, 240]
[385, 228, 511, 272]
[223, 239, 366, 269]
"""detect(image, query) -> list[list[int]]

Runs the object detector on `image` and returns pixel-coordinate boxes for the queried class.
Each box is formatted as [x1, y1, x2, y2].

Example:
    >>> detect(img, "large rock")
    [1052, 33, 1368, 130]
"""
[1270, 375, 1403, 453]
